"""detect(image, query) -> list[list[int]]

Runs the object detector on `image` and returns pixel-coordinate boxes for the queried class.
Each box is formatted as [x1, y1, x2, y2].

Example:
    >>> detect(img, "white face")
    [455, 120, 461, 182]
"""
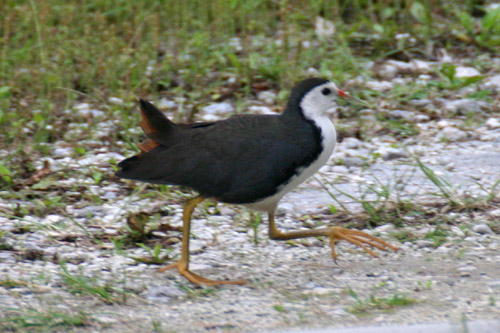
[299, 81, 341, 120]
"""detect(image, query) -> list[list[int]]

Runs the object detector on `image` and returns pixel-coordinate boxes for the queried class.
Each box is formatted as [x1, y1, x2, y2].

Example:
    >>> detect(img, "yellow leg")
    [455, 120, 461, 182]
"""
[268, 213, 398, 262]
[158, 196, 245, 286]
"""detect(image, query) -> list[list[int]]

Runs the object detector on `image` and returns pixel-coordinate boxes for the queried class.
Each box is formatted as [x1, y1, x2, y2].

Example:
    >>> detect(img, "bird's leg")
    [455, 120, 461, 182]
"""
[158, 196, 245, 286]
[267, 212, 398, 262]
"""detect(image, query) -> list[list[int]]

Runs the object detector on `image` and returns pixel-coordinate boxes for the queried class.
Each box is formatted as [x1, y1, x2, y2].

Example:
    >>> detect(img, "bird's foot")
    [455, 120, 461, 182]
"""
[328, 227, 398, 262]
[158, 262, 245, 286]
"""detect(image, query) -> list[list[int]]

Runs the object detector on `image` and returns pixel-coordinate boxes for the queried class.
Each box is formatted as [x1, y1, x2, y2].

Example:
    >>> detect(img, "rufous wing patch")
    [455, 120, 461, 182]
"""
[138, 138, 159, 153]
[139, 108, 158, 137]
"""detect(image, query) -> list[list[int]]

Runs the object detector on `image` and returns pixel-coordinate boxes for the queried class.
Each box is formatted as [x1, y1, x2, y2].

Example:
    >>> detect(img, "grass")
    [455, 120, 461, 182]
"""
[415, 156, 500, 211]
[424, 225, 450, 247]
[1, 1, 497, 144]
[59, 262, 129, 304]
[248, 212, 263, 245]
[0, 308, 89, 332]
[346, 287, 417, 315]
[178, 284, 218, 299]
[130, 243, 173, 265]
[318, 155, 500, 231]
[318, 165, 422, 227]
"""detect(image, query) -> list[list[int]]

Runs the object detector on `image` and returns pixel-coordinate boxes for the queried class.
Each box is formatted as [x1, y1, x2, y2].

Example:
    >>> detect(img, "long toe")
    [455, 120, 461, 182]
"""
[329, 227, 398, 259]
[158, 261, 245, 286]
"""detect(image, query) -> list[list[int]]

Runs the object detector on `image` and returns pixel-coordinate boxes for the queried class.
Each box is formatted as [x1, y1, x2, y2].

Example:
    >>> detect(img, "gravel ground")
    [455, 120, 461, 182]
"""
[1, 57, 500, 332]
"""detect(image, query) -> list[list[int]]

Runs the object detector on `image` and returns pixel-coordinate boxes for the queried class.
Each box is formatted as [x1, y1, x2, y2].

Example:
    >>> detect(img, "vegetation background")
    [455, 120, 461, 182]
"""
[1, 0, 499, 164]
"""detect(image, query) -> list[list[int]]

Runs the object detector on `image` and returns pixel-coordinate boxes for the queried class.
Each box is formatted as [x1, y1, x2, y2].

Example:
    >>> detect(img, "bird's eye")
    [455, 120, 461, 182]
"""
[321, 88, 331, 96]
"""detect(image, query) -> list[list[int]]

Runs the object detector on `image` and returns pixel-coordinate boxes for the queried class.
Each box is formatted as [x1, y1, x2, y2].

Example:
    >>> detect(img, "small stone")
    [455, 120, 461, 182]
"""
[438, 127, 467, 142]
[437, 48, 453, 63]
[487, 281, 500, 289]
[342, 137, 362, 149]
[305, 287, 337, 295]
[342, 157, 366, 167]
[156, 98, 177, 109]
[78, 108, 105, 118]
[415, 240, 435, 248]
[436, 246, 451, 253]
[388, 110, 415, 120]
[54, 147, 73, 157]
[411, 59, 432, 73]
[319, 165, 331, 173]
[441, 99, 481, 114]
[144, 286, 186, 302]
[108, 97, 124, 105]
[437, 120, 451, 129]
[277, 203, 294, 214]
[375, 224, 395, 233]
[331, 165, 348, 173]
[103, 192, 117, 200]
[306, 67, 319, 75]
[202, 102, 234, 114]
[44, 215, 63, 224]
[257, 91, 276, 104]
[74, 103, 90, 111]
[95, 316, 119, 325]
[58, 251, 89, 264]
[482, 74, 500, 92]
[248, 105, 274, 115]
[75, 206, 105, 217]
[454, 66, 481, 78]
[315, 16, 335, 39]
[365, 80, 393, 92]
[451, 226, 465, 238]
[386, 60, 413, 72]
[485, 118, 500, 129]
[417, 74, 432, 81]
[201, 114, 219, 121]
[375, 146, 408, 161]
[408, 99, 432, 108]
[378, 64, 398, 78]
[489, 209, 500, 217]
[458, 265, 477, 273]
[471, 223, 493, 235]
[414, 114, 430, 122]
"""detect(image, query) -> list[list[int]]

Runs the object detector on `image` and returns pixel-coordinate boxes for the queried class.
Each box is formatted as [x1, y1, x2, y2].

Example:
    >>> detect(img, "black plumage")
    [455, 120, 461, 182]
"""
[116, 78, 328, 204]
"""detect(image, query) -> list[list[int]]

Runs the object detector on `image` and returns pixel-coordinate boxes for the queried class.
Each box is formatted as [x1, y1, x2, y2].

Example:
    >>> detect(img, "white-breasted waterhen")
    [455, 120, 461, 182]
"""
[116, 78, 398, 286]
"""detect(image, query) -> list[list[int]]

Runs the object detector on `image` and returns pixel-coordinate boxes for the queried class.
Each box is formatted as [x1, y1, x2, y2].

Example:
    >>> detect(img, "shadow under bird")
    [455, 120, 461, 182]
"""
[116, 78, 398, 285]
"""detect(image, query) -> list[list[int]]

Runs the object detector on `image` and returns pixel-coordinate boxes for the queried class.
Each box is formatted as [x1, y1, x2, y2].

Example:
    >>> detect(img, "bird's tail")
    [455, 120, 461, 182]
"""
[115, 99, 175, 181]
[136, 99, 177, 153]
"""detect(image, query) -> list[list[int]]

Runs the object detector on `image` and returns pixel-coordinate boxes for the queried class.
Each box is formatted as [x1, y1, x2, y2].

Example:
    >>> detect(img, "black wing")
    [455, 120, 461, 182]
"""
[117, 115, 322, 204]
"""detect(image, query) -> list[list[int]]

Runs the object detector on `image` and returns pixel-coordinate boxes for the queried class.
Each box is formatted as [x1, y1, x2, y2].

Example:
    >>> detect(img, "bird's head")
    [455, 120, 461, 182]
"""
[286, 78, 350, 121]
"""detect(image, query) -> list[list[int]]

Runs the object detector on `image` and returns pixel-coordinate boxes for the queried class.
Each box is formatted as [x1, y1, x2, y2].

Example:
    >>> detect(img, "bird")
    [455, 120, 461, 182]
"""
[116, 78, 398, 286]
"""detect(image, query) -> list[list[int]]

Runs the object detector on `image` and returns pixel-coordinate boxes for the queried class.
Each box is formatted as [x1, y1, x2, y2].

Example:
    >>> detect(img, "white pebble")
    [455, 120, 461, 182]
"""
[257, 91, 277, 104]
[108, 97, 124, 105]
[454, 66, 481, 78]
[202, 102, 234, 114]
[485, 118, 500, 129]
[482, 74, 500, 92]
[472, 223, 494, 235]
[248, 105, 274, 115]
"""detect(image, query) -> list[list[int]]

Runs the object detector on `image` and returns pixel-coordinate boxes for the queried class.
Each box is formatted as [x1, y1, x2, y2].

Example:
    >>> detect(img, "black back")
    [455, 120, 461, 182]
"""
[116, 79, 327, 204]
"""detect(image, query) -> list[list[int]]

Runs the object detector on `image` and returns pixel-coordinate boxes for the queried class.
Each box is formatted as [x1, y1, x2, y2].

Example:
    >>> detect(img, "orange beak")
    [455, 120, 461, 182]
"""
[337, 88, 351, 98]
[337, 88, 371, 108]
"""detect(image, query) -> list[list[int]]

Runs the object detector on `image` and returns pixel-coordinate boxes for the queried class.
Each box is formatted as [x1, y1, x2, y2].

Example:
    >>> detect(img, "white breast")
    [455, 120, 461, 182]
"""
[246, 115, 336, 212]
